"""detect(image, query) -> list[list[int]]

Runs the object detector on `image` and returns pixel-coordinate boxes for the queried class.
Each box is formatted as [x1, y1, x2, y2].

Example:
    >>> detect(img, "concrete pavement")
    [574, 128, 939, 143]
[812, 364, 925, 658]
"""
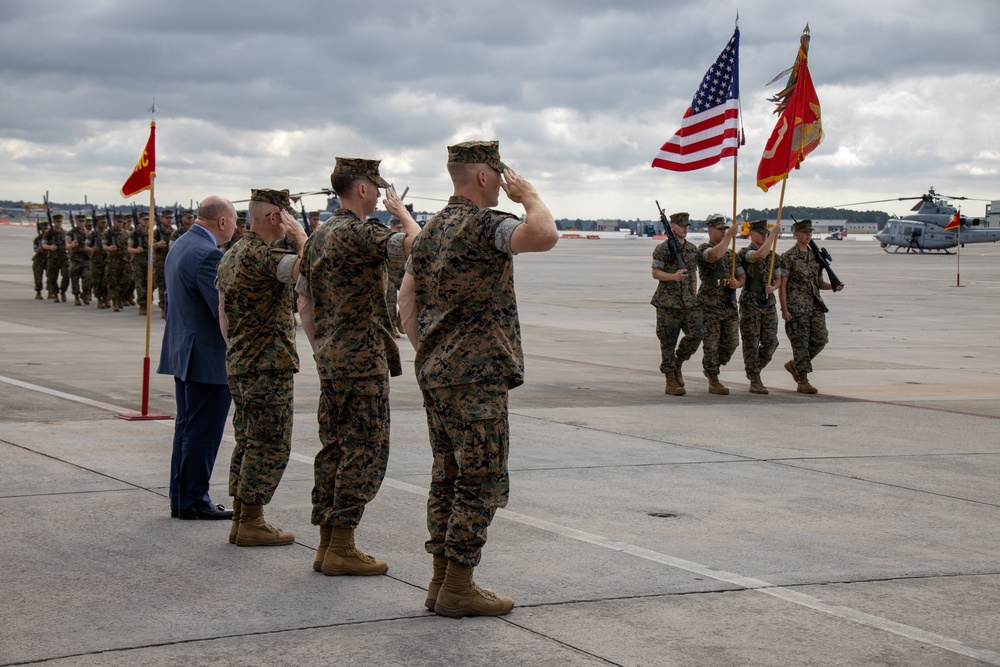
[1, 224, 998, 666]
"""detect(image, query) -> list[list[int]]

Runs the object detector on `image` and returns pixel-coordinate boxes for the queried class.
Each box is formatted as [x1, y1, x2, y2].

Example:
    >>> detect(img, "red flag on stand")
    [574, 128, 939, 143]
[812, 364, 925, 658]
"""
[756, 45, 823, 191]
[120, 121, 156, 198]
[944, 209, 961, 231]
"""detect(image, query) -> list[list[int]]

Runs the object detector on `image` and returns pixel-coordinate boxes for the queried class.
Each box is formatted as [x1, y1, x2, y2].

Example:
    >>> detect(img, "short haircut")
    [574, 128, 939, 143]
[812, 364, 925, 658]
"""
[331, 172, 367, 198]
[447, 161, 486, 187]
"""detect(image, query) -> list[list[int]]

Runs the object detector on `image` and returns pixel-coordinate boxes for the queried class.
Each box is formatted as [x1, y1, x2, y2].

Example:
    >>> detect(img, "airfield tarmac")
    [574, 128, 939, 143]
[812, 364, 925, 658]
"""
[1, 224, 998, 666]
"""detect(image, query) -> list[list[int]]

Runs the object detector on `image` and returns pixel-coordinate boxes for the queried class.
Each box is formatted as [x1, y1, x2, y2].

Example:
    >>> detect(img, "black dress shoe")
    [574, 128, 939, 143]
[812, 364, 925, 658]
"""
[171, 510, 179, 518]
[178, 503, 234, 520]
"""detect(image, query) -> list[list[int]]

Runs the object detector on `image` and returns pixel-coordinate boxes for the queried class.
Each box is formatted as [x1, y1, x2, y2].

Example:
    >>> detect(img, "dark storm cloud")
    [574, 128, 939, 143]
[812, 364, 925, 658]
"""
[1, 0, 997, 217]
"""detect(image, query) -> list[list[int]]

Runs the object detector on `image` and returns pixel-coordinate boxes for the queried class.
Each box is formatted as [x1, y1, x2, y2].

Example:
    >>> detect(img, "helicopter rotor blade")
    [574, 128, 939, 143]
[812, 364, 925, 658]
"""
[832, 196, 925, 207]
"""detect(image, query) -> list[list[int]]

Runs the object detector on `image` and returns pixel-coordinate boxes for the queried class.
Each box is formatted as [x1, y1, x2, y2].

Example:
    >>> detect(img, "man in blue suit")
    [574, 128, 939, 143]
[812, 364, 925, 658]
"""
[157, 196, 238, 520]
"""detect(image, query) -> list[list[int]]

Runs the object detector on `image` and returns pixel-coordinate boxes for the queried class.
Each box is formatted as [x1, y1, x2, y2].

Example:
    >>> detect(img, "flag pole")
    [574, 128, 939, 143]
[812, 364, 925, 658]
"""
[956, 211, 962, 287]
[730, 155, 738, 282]
[117, 113, 170, 421]
[765, 179, 787, 283]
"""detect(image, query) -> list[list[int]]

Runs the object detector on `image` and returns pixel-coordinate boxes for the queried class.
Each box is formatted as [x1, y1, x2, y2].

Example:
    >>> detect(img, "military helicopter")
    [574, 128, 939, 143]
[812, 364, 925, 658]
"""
[838, 188, 999, 254]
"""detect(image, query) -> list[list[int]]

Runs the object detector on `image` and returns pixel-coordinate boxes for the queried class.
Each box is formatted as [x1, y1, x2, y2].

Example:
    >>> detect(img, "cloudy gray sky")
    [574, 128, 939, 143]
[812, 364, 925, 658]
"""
[1, 0, 997, 220]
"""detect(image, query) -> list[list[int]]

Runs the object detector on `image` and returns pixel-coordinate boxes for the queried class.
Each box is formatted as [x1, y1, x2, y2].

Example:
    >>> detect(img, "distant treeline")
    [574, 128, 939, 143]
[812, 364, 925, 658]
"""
[737, 206, 890, 225]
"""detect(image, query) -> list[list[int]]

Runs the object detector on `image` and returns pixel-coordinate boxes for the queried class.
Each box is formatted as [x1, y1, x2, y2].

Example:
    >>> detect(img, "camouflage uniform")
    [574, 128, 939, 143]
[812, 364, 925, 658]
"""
[697, 241, 742, 376]
[298, 207, 404, 527]
[151, 219, 172, 311]
[129, 226, 150, 311]
[385, 238, 405, 333]
[67, 223, 92, 303]
[738, 242, 779, 376]
[32, 225, 49, 296]
[777, 245, 828, 377]
[216, 229, 300, 507]
[44, 224, 69, 298]
[90, 226, 110, 307]
[106, 223, 131, 308]
[408, 194, 523, 568]
[650, 239, 703, 375]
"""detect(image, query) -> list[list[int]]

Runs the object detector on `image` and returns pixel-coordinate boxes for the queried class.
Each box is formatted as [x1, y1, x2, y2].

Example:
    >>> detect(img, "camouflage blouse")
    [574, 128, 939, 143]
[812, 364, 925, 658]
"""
[215, 231, 299, 376]
[737, 243, 776, 308]
[297, 208, 405, 380]
[777, 245, 828, 314]
[650, 238, 700, 309]
[697, 242, 742, 310]
[407, 196, 524, 390]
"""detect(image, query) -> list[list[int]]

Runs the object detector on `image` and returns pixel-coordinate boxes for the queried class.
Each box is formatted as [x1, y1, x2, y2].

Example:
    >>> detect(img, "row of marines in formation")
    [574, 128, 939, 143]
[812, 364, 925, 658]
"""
[29, 207, 331, 316]
[651, 213, 846, 396]
[161, 142, 556, 621]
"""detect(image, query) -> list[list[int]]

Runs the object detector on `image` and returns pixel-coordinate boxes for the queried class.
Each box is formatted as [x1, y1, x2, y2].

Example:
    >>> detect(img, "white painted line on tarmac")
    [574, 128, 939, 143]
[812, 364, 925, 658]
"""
[7, 374, 1000, 666]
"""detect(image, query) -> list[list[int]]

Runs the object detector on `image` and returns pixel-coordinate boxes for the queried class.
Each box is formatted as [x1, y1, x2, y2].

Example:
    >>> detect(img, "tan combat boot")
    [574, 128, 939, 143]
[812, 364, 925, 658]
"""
[321, 526, 388, 576]
[434, 562, 514, 618]
[425, 555, 448, 610]
[228, 499, 242, 544]
[706, 373, 730, 395]
[748, 373, 768, 394]
[675, 360, 686, 388]
[60, 291, 67, 302]
[236, 503, 295, 547]
[34, 291, 42, 300]
[112, 298, 120, 312]
[784, 359, 800, 383]
[797, 374, 818, 394]
[664, 373, 686, 396]
[313, 525, 332, 572]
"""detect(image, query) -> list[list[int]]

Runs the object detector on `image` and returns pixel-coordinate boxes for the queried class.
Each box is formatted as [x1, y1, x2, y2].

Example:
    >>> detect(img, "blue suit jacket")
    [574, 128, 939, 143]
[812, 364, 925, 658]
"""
[157, 225, 229, 385]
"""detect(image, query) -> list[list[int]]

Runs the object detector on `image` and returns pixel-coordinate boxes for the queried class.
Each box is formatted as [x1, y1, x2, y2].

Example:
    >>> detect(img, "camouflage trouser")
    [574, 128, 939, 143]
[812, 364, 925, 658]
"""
[701, 304, 739, 376]
[45, 255, 68, 294]
[228, 370, 294, 506]
[422, 379, 509, 568]
[106, 257, 128, 302]
[91, 259, 107, 301]
[153, 260, 166, 309]
[312, 375, 390, 527]
[654, 306, 704, 374]
[784, 310, 828, 376]
[32, 254, 46, 292]
[132, 260, 148, 308]
[69, 257, 91, 297]
[740, 302, 779, 375]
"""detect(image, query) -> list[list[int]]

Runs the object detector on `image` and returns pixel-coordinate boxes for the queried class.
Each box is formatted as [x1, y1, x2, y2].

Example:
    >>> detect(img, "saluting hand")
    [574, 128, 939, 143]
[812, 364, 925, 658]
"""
[278, 210, 307, 249]
[499, 169, 538, 204]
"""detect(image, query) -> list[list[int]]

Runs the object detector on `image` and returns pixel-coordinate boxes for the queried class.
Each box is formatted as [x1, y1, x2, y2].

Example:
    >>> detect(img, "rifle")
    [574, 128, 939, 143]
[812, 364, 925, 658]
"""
[43, 192, 55, 247]
[105, 206, 115, 250]
[131, 203, 141, 250]
[655, 200, 685, 271]
[809, 240, 842, 292]
[299, 203, 312, 236]
[153, 208, 166, 244]
[89, 206, 100, 248]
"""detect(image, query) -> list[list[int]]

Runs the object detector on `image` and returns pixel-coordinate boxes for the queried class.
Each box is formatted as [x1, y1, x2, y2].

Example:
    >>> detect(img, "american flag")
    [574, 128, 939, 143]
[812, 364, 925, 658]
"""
[652, 29, 740, 172]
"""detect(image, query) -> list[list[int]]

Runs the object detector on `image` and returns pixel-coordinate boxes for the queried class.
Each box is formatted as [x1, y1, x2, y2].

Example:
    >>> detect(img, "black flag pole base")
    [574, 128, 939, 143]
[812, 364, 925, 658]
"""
[116, 412, 173, 421]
